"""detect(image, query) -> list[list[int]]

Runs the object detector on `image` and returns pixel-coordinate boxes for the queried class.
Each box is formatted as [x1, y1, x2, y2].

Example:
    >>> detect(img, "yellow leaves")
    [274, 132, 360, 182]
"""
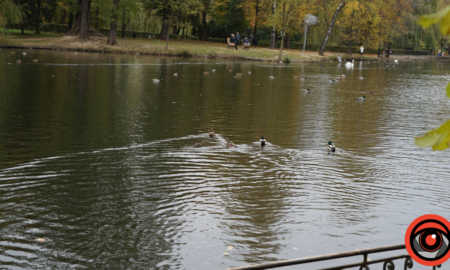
[415, 119, 450, 151]
[415, 82, 450, 151]
[418, 5, 450, 35]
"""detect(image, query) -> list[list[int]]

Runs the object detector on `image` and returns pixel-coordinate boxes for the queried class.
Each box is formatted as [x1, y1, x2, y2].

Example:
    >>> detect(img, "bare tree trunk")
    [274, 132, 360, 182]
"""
[95, 8, 100, 28]
[278, 2, 286, 60]
[160, 15, 169, 40]
[283, 34, 290, 49]
[61, 11, 66, 24]
[68, 13, 74, 31]
[79, 0, 89, 39]
[269, 1, 277, 49]
[165, 14, 171, 50]
[35, 0, 41, 34]
[107, 0, 119, 45]
[253, 0, 259, 37]
[182, 27, 185, 39]
[319, 0, 344, 56]
[127, 18, 131, 30]
[202, 10, 208, 41]
[21, 24, 24, 34]
[143, 17, 148, 32]
[347, 40, 352, 54]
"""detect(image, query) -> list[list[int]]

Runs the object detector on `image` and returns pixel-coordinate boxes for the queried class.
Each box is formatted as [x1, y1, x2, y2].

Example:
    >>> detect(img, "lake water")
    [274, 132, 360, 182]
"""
[0, 50, 449, 270]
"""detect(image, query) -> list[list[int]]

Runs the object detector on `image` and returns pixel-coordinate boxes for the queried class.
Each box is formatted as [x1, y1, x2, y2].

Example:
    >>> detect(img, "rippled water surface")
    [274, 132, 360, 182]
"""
[0, 50, 450, 269]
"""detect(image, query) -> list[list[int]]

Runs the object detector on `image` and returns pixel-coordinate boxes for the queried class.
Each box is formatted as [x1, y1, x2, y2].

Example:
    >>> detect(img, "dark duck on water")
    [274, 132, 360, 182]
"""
[225, 139, 237, 148]
[260, 136, 266, 146]
[328, 141, 336, 152]
[209, 128, 216, 138]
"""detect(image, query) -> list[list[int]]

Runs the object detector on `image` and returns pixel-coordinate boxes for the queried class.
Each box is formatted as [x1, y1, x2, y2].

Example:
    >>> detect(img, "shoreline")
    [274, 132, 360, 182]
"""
[0, 36, 382, 63]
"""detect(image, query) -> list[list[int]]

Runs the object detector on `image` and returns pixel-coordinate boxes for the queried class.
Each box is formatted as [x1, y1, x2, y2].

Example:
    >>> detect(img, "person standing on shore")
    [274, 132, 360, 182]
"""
[235, 32, 240, 50]
[230, 34, 236, 45]
[360, 45, 364, 56]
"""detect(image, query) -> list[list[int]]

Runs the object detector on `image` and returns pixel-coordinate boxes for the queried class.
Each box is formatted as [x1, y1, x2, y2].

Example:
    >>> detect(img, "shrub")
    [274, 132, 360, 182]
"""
[179, 50, 192, 57]
[284, 56, 291, 63]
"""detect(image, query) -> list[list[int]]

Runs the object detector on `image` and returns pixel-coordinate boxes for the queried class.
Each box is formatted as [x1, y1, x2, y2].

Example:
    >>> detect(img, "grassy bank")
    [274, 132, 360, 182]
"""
[1, 33, 379, 62]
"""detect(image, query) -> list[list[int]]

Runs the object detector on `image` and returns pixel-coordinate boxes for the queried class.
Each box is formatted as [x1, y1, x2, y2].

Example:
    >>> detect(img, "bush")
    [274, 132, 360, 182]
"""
[284, 56, 291, 63]
[178, 50, 192, 57]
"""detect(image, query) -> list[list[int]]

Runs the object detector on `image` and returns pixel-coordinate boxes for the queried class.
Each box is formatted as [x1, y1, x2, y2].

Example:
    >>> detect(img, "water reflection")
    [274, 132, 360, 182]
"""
[0, 50, 449, 270]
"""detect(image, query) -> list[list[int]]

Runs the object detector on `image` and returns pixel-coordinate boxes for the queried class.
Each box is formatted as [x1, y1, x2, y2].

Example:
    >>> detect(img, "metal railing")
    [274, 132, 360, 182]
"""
[227, 244, 443, 270]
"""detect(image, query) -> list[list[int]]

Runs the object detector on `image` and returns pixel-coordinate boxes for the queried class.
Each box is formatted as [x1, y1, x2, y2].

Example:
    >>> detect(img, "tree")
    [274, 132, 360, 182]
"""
[269, 0, 298, 59]
[65, 0, 104, 39]
[319, 0, 344, 56]
[107, 0, 119, 44]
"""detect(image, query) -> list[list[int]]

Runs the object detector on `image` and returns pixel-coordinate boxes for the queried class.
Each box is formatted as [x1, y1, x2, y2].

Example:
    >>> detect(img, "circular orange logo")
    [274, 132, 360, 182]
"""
[405, 214, 450, 266]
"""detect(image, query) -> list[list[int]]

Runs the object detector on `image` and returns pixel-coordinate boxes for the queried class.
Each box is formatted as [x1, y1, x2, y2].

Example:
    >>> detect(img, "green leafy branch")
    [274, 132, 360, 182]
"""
[415, 7, 450, 150]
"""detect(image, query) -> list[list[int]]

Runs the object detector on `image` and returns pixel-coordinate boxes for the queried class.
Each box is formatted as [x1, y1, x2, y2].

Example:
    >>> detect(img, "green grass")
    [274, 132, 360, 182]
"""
[2, 29, 64, 39]
[1, 34, 379, 62]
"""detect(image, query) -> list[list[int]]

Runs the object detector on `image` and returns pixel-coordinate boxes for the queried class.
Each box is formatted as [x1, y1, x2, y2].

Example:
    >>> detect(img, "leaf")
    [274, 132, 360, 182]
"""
[418, 5, 450, 27]
[418, 5, 450, 35]
[447, 81, 450, 99]
[415, 119, 450, 150]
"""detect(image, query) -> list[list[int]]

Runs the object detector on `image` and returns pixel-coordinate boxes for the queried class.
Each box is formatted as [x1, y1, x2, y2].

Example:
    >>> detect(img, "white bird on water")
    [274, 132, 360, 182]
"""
[345, 59, 354, 68]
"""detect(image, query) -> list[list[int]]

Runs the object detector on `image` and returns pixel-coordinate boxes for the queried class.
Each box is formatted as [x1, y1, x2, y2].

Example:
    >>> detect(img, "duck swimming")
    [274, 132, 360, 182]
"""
[260, 136, 266, 146]
[269, 76, 276, 79]
[209, 128, 216, 138]
[301, 88, 310, 93]
[153, 78, 162, 83]
[204, 72, 209, 75]
[225, 138, 237, 148]
[366, 91, 373, 94]
[300, 78, 307, 81]
[212, 69, 216, 72]
[357, 96, 366, 101]
[358, 76, 365, 80]
[328, 141, 336, 152]
[248, 71, 251, 74]
[173, 73, 179, 76]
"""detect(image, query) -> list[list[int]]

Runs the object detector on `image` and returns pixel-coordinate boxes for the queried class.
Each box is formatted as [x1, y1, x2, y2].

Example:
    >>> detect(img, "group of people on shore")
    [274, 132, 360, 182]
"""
[230, 32, 259, 50]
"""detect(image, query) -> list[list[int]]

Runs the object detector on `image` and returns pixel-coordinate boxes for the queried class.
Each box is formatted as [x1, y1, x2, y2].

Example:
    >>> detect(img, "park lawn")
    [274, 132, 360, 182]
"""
[2, 35, 378, 62]
[2, 29, 64, 39]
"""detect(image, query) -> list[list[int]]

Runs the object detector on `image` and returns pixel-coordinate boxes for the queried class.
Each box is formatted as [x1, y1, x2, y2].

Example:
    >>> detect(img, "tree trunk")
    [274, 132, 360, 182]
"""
[278, 33, 284, 60]
[68, 13, 74, 31]
[144, 17, 148, 32]
[269, 1, 277, 49]
[278, 3, 286, 60]
[21, 24, 24, 34]
[160, 15, 169, 40]
[347, 40, 352, 54]
[95, 8, 100, 28]
[253, 0, 259, 37]
[61, 11, 66, 24]
[65, 0, 104, 38]
[78, 0, 89, 39]
[202, 10, 208, 41]
[127, 18, 131, 30]
[182, 27, 185, 39]
[165, 13, 171, 50]
[107, 0, 119, 45]
[319, 0, 345, 56]
[283, 34, 290, 49]
[35, 0, 41, 34]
